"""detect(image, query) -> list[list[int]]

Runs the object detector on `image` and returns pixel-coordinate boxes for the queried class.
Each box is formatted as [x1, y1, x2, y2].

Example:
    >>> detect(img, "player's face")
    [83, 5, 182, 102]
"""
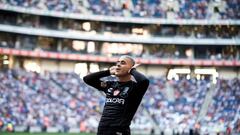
[115, 57, 133, 77]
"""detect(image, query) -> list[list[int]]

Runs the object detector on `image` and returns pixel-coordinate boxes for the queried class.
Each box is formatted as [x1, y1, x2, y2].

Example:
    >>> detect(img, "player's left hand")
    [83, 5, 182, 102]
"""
[109, 66, 117, 75]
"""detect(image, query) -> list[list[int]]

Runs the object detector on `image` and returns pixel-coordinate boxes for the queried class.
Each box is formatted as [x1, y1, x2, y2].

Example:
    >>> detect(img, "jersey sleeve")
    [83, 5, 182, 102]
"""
[130, 68, 149, 96]
[83, 70, 111, 91]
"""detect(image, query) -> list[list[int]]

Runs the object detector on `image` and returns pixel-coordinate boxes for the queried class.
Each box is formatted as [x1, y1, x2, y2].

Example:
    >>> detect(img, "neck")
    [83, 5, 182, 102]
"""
[117, 74, 131, 82]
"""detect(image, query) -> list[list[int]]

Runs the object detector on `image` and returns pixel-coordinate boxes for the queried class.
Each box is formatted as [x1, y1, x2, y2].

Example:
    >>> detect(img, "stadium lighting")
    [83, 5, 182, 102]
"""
[173, 68, 191, 74]
[196, 74, 201, 80]
[185, 49, 193, 58]
[174, 75, 179, 81]
[87, 42, 95, 53]
[194, 69, 217, 75]
[74, 63, 87, 78]
[72, 40, 85, 51]
[3, 60, 9, 65]
[82, 22, 91, 31]
[143, 30, 149, 36]
[90, 63, 99, 73]
[90, 30, 96, 34]
[194, 68, 219, 84]
[132, 28, 144, 35]
[167, 69, 174, 80]
[24, 62, 40, 73]
[3, 55, 8, 60]
[167, 68, 191, 80]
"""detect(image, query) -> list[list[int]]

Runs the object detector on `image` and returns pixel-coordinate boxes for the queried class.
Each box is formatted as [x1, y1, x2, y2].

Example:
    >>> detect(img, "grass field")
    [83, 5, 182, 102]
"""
[0, 132, 95, 135]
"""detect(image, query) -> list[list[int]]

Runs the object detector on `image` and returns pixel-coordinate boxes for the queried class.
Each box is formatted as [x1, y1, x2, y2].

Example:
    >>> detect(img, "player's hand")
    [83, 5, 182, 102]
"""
[109, 66, 117, 75]
[132, 63, 140, 69]
[128, 63, 140, 73]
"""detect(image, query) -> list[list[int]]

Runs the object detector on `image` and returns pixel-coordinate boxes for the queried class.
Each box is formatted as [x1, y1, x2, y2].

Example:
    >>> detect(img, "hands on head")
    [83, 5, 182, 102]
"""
[128, 63, 140, 73]
[132, 63, 140, 69]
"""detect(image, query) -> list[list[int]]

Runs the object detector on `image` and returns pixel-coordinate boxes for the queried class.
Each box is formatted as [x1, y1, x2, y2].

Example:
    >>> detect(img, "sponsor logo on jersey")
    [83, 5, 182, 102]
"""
[106, 98, 125, 105]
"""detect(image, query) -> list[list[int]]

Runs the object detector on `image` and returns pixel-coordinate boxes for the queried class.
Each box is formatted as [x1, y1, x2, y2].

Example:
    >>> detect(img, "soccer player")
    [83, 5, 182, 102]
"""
[83, 55, 149, 135]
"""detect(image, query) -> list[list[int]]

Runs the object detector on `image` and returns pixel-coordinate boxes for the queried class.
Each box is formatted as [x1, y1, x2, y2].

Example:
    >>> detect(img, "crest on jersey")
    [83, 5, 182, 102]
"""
[113, 89, 120, 96]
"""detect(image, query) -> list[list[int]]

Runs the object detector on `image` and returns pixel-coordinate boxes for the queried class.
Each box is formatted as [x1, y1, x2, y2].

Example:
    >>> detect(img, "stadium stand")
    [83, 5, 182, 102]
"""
[202, 78, 240, 132]
[0, 69, 100, 132]
[1, 0, 239, 19]
[143, 77, 209, 133]
[0, 0, 239, 135]
[0, 69, 240, 134]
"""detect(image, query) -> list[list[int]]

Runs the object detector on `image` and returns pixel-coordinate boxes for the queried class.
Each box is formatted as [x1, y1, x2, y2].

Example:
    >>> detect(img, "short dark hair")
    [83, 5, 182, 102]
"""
[121, 55, 135, 66]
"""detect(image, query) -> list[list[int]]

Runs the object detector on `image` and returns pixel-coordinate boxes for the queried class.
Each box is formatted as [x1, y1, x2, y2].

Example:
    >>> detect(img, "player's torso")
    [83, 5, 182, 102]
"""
[99, 81, 134, 126]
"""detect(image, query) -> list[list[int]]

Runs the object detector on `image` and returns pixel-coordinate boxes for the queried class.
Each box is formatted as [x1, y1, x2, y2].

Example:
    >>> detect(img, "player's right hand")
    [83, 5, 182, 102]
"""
[109, 66, 117, 75]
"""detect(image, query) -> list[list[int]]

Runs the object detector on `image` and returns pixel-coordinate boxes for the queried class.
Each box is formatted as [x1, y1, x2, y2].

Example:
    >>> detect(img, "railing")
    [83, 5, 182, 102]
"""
[1, 47, 240, 66]
[0, 4, 240, 25]
[0, 24, 239, 45]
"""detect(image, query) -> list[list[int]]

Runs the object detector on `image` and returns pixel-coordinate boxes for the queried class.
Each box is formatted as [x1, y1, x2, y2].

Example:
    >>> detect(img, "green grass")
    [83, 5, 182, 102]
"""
[0, 132, 95, 135]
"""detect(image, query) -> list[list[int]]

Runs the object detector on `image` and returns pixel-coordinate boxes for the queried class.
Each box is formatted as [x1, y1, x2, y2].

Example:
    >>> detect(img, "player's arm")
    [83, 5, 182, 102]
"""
[129, 67, 149, 91]
[83, 66, 116, 90]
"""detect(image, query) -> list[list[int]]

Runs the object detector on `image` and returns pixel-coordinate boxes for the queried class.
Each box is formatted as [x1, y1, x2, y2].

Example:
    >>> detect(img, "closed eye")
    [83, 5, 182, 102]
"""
[116, 60, 126, 65]
[121, 61, 126, 64]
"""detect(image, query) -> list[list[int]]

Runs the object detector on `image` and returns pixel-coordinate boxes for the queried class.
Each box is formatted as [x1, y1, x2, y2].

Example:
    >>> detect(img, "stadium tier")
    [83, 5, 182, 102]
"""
[0, 0, 239, 19]
[0, 69, 240, 134]
[0, 0, 239, 135]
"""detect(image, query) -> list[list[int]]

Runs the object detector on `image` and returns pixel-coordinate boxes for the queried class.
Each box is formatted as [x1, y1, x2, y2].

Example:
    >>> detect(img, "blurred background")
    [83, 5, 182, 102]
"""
[0, 0, 239, 135]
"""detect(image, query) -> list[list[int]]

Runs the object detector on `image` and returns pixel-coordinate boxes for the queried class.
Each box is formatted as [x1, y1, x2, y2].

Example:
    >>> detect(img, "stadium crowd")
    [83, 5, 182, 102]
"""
[0, 69, 152, 133]
[0, 69, 100, 132]
[0, 0, 239, 134]
[1, 0, 239, 19]
[143, 77, 209, 133]
[0, 68, 239, 134]
[203, 78, 240, 132]
[0, 9, 239, 39]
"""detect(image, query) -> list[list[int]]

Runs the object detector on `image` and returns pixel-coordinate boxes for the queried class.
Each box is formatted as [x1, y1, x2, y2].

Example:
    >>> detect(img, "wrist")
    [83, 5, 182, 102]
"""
[109, 69, 115, 75]
[110, 71, 115, 75]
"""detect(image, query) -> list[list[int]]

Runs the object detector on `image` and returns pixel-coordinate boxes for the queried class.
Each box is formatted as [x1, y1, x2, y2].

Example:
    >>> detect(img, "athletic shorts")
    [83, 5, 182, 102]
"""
[97, 126, 130, 135]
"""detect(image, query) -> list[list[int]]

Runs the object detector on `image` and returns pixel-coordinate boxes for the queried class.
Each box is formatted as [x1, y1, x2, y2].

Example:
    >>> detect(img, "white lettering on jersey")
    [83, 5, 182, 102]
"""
[106, 98, 125, 105]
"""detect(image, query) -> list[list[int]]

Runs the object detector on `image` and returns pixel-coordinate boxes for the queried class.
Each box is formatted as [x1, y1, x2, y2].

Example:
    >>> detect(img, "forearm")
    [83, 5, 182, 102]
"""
[83, 70, 110, 89]
[130, 68, 149, 83]
[130, 68, 149, 96]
